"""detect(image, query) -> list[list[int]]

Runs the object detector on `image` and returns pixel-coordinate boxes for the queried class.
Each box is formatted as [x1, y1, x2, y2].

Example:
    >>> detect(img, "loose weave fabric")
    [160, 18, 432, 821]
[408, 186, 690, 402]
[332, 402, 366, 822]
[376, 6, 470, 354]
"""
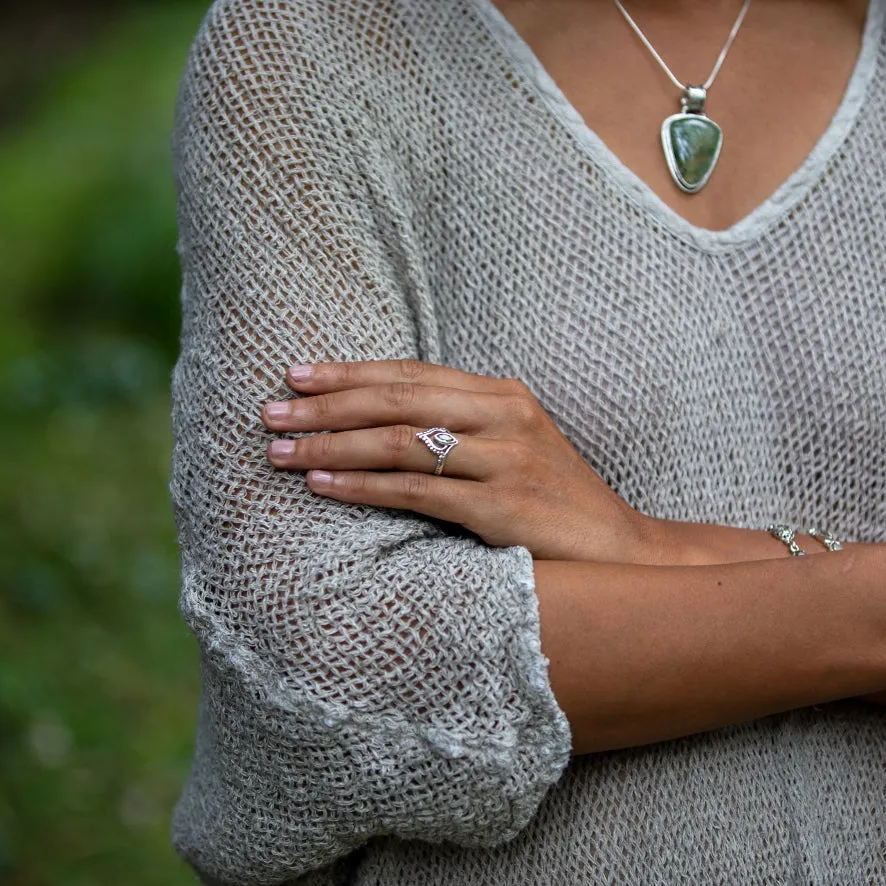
[170, 0, 886, 883]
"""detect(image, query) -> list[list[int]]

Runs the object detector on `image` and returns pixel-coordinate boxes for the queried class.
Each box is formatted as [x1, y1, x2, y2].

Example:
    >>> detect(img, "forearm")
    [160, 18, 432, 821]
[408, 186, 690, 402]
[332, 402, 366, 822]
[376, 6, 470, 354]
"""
[535, 546, 886, 756]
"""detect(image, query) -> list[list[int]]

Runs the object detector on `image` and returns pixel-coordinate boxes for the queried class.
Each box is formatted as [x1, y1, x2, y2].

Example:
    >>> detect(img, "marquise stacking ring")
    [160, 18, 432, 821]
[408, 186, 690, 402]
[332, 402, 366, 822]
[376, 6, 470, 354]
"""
[415, 427, 460, 476]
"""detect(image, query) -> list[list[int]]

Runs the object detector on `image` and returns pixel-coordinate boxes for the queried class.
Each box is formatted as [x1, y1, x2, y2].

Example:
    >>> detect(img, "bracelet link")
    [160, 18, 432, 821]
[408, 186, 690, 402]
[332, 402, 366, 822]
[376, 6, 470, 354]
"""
[806, 527, 844, 552]
[767, 523, 806, 557]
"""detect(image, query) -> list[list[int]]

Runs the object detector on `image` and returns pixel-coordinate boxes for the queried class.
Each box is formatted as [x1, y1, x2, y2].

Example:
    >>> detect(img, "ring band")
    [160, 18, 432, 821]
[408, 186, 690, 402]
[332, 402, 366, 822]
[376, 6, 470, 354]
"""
[415, 426, 460, 476]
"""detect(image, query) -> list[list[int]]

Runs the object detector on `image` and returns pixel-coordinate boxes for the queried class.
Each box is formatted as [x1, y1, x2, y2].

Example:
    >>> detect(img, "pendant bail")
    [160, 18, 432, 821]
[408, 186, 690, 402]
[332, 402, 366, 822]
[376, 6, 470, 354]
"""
[681, 85, 707, 115]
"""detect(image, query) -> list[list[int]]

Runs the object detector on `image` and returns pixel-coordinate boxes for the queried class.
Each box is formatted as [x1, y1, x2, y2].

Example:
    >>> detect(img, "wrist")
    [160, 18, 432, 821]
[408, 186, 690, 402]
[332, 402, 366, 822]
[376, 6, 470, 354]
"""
[643, 520, 836, 567]
[625, 516, 710, 567]
[643, 518, 716, 566]
[592, 510, 680, 566]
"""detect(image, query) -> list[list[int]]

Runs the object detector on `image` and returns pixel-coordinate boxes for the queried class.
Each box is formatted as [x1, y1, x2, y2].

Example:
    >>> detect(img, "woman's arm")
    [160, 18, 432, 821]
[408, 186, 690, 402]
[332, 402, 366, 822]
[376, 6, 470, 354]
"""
[170, 5, 572, 883]
[536, 547, 886, 755]
[259, 359, 886, 742]
[261, 358, 856, 570]
[260, 359, 886, 747]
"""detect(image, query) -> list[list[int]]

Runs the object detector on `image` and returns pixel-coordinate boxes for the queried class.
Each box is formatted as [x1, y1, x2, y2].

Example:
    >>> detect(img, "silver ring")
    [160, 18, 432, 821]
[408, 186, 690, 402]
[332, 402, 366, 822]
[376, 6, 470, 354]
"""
[415, 427, 460, 476]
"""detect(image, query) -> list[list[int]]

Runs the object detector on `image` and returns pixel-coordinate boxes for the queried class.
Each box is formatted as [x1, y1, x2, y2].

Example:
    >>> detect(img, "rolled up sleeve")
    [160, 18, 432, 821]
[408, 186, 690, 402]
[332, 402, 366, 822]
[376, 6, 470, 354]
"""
[169, 2, 571, 883]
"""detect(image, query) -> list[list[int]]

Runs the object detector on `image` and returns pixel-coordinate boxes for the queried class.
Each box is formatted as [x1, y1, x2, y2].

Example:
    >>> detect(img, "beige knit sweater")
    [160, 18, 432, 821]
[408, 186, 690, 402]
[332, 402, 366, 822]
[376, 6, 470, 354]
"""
[169, 0, 886, 883]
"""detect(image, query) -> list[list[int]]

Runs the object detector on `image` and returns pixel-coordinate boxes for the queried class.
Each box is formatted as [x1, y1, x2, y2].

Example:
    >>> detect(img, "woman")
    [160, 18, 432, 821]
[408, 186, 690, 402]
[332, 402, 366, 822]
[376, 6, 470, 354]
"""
[169, 0, 886, 883]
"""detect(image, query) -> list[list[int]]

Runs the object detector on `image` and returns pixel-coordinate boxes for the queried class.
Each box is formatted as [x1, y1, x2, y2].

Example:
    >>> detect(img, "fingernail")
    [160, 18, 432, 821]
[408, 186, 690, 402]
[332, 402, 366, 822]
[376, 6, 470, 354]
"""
[264, 402, 290, 420]
[268, 440, 295, 459]
[310, 470, 333, 487]
[288, 364, 314, 382]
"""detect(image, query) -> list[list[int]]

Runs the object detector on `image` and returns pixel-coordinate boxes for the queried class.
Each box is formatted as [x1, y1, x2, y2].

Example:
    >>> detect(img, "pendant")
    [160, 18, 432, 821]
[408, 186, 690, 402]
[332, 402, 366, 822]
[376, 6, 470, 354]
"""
[661, 85, 723, 194]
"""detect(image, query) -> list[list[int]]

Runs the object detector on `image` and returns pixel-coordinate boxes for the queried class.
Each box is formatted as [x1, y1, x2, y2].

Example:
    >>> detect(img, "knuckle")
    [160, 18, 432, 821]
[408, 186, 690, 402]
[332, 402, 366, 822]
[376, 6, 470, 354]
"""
[500, 376, 531, 396]
[384, 424, 416, 455]
[398, 358, 426, 381]
[468, 481, 495, 513]
[312, 431, 336, 459]
[343, 471, 369, 493]
[471, 486, 509, 531]
[384, 381, 416, 410]
[509, 394, 541, 428]
[332, 362, 355, 386]
[403, 472, 430, 501]
[310, 395, 335, 420]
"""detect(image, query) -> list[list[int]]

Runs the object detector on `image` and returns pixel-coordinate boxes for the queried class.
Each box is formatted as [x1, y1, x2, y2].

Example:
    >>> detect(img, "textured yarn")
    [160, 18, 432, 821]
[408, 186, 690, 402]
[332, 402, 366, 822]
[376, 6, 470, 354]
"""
[169, 0, 886, 883]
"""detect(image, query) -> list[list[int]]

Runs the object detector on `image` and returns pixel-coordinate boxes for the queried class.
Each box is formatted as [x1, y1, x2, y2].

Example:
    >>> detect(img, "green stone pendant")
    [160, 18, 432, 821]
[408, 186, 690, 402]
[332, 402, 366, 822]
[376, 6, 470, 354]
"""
[661, 85, 723, 194]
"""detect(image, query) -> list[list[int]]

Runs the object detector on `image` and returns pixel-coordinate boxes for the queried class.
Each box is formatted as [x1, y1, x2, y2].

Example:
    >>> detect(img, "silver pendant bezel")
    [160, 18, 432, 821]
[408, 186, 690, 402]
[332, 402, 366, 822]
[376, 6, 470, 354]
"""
[661, 112, 723, 194]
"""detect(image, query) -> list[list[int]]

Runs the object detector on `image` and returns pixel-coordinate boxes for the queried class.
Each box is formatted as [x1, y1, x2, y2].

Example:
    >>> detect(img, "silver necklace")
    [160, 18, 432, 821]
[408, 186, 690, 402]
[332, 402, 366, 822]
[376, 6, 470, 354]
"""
[613, 0, 752, 194]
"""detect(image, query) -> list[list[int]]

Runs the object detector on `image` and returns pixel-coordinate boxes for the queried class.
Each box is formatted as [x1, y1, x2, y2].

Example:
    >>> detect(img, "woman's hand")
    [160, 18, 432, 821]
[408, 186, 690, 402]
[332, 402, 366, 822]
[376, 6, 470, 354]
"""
[261, 359, 662, 564]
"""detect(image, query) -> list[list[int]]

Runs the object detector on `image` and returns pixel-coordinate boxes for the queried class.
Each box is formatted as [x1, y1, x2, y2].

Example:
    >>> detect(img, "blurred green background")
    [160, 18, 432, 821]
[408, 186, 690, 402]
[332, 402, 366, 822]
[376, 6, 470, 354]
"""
[1, 2, 210, 883]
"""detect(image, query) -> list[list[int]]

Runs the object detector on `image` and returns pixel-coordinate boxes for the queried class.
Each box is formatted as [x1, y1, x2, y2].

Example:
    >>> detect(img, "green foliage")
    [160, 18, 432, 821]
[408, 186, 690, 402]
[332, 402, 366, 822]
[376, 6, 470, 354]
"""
[1, 3, 211, 883]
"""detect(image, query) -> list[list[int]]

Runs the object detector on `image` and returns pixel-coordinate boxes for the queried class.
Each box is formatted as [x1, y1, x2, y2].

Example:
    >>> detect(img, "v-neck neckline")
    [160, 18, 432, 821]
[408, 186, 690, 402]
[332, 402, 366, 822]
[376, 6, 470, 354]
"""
[469, 0, 884, 254]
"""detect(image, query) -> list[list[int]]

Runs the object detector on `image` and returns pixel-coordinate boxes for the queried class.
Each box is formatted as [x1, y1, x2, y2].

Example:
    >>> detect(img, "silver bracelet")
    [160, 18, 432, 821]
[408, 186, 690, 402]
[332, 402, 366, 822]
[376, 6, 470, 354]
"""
[767, 523, 806, 557]
[806, 527, 844, 552]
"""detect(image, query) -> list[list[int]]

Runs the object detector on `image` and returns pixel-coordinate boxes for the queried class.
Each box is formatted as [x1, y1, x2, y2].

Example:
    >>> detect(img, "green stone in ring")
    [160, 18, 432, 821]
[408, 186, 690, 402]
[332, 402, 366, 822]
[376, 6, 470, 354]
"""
[661, 113, 723, 194]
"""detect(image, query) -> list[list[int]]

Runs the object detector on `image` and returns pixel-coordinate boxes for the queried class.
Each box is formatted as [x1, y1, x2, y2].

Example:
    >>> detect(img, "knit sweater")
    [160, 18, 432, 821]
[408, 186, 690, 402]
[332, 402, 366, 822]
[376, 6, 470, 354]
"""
[169, 0, 886, 883]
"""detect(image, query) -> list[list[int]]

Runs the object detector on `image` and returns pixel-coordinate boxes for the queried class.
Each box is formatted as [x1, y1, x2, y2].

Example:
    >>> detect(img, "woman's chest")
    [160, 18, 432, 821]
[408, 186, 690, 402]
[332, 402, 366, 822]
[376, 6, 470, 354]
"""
[415, 173, 886, 527]
[385, 3, 886, 528]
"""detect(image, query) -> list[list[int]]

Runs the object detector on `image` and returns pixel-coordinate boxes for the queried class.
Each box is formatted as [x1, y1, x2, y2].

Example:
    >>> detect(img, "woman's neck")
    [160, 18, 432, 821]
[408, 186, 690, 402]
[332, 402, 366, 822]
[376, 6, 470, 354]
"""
[487, 0, 872, 230]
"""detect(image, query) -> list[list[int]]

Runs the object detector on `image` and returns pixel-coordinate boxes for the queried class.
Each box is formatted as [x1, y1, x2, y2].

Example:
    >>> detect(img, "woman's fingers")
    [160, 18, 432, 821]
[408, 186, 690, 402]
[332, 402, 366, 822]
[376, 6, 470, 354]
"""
[284, 359, 522, 395]
[303, 467, 485, 527]
[266, 425, 500, 479]
[259, 359, 638, 562]
[262, 383, 511, 435]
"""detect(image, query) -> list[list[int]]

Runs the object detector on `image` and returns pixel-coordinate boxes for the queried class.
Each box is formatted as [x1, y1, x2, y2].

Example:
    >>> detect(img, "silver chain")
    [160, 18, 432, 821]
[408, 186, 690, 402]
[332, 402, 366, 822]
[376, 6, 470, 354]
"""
[612, 0, 752, 93]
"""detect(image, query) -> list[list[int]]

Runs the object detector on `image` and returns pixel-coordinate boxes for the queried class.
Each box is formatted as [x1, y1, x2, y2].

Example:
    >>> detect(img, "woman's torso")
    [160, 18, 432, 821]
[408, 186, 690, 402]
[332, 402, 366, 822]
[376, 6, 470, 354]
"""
[337, 0, 886, 881]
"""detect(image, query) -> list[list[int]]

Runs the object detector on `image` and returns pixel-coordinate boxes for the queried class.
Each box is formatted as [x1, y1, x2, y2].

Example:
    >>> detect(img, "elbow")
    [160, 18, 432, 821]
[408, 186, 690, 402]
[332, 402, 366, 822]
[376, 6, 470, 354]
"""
[171, 649, 367, 886]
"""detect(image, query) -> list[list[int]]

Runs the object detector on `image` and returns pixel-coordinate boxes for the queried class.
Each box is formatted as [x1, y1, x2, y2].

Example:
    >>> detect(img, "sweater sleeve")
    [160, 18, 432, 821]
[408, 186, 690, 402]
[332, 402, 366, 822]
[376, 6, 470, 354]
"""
[169, 2, 572, 884]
